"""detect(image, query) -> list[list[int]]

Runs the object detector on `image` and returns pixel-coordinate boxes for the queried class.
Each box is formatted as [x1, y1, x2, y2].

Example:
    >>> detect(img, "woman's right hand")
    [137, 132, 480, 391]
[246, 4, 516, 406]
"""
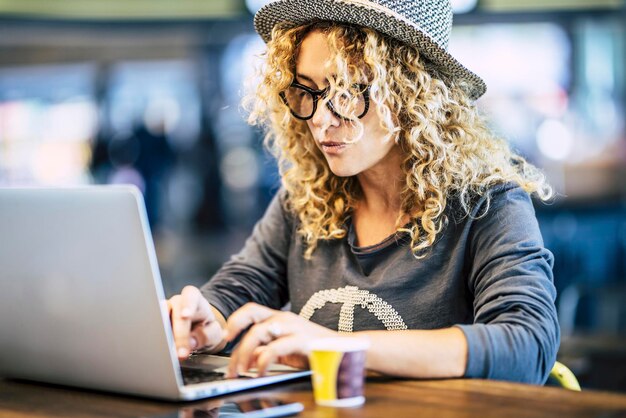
[167, 286, 226, 359]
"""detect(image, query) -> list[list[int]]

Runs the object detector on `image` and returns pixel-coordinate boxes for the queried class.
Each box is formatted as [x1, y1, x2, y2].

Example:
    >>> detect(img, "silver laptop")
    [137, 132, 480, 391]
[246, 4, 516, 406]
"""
[0, 186, 310, 401]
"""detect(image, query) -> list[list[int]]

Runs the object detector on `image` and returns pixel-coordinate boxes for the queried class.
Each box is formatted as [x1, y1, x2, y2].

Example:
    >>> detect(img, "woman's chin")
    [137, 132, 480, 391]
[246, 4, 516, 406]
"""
[328, 165, 358, 177]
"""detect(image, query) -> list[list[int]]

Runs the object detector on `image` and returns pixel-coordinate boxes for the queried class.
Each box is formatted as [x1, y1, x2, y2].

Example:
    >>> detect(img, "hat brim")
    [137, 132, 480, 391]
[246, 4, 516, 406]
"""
[254, 0, 486, 100]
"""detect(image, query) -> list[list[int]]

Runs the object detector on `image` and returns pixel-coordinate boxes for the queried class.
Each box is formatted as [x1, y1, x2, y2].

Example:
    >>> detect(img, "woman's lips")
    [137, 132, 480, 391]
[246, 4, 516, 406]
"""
[320, 141, 348, 155]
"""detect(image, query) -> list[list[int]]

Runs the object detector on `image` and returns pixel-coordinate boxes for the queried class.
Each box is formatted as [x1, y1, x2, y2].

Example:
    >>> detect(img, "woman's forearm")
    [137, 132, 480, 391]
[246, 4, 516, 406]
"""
[355, 327, 468, 378]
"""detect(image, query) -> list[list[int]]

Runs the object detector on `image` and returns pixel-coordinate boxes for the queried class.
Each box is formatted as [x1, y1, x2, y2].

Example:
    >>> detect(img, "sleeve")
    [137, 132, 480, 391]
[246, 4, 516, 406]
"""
[456, 185, 560, 384]
[200, 188, 293, 319]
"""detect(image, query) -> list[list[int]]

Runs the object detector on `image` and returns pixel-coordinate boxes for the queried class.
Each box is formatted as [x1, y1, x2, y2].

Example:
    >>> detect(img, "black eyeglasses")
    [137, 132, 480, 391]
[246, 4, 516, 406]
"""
[280, 82, 370, 121]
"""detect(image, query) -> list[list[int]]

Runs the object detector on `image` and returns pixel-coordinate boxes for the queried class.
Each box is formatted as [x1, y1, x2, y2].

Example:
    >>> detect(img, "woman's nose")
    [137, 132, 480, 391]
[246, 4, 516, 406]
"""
[310, 100, 339, 129]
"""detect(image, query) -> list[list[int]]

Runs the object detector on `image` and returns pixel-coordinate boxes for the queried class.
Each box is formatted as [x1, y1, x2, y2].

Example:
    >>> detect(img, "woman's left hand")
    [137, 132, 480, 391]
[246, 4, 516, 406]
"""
[223, 302, 337, 377]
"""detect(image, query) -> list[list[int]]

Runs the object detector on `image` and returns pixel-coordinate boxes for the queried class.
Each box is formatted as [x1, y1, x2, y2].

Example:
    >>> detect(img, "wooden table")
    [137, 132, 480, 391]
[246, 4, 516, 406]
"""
[2, 376, 626, 418]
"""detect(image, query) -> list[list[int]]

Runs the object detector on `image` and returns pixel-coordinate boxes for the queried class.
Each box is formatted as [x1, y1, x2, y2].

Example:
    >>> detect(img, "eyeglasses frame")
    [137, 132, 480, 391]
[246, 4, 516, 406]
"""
[280, 82, 370, 121]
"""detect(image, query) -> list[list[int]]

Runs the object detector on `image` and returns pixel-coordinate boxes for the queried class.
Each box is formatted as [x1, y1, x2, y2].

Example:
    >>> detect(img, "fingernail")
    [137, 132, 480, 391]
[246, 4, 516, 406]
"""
[181, 308, 192, 318]
[190, 337, 198, 350]
[178, 347, 189, 358]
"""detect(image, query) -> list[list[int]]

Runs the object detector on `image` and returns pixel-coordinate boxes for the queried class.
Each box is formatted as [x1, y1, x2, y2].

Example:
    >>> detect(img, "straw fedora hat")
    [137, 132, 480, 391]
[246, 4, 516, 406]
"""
[254, 0, 486, 100]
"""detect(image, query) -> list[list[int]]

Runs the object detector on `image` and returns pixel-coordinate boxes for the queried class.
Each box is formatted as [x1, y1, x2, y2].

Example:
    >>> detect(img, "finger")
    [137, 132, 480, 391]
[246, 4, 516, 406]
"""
[170, 286, 214, 358]
[224, 303, 276, 342]
[255, 335, 306, 376]
[228, 318, 289, 377]
[169, 294, 192, 358]
[189, 319, 223, 352]
[226, 322, 269, 378]
[181, 285, 215, 323]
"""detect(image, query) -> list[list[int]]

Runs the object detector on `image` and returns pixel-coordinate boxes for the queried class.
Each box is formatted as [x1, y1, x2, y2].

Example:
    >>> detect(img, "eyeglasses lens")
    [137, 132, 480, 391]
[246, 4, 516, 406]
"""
[284, 86, 314, 119]
[283, 85, 367, 120]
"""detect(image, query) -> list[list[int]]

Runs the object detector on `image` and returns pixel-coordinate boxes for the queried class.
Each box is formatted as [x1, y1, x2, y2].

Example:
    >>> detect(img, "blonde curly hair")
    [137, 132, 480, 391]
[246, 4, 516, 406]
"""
[245, 21, 552, 259]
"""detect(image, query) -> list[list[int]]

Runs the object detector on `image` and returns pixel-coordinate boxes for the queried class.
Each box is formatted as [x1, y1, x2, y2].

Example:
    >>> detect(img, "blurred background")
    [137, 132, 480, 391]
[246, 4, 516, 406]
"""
[1, 0, 625, 392]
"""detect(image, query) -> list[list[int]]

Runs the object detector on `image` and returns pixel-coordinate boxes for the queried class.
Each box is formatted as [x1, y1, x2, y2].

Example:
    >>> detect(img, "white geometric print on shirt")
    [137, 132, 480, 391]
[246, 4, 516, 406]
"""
[298, 285, 408, 333]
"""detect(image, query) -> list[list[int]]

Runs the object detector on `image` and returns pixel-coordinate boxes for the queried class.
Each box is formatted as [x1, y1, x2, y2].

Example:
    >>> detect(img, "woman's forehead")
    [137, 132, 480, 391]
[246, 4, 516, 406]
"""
[295, 31, 334, 84]
[295, 29, 365, 84]
[297, 31, 332, 64]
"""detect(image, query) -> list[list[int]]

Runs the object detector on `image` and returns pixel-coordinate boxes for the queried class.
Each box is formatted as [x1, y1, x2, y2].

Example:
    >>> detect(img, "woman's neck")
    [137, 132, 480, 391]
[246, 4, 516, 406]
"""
[355, 146, 405, 217]
[352, 160, 408, 247]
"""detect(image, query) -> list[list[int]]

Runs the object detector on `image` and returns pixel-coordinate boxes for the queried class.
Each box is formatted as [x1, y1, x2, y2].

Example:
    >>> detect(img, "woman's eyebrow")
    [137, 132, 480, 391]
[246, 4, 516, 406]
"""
[295, 73, 317, 85]
[295, 73, 339, 89]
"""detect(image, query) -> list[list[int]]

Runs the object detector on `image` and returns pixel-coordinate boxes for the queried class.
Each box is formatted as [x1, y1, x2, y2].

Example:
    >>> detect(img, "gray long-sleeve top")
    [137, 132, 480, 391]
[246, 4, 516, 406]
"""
[201, 183, 560, 384]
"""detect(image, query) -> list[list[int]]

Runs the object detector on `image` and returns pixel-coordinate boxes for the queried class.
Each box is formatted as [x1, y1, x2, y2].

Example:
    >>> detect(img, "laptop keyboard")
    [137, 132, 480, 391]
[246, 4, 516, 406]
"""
[180, 367, 228, 385]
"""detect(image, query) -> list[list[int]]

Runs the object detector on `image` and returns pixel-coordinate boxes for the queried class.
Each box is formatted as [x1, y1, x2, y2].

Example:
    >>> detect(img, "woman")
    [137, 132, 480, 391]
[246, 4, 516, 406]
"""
[168, 0, 559, 384]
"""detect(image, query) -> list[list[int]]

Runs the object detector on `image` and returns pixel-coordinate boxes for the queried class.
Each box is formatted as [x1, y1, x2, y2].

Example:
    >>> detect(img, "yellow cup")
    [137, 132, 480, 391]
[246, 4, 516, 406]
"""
[308, 337, 369, 407]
